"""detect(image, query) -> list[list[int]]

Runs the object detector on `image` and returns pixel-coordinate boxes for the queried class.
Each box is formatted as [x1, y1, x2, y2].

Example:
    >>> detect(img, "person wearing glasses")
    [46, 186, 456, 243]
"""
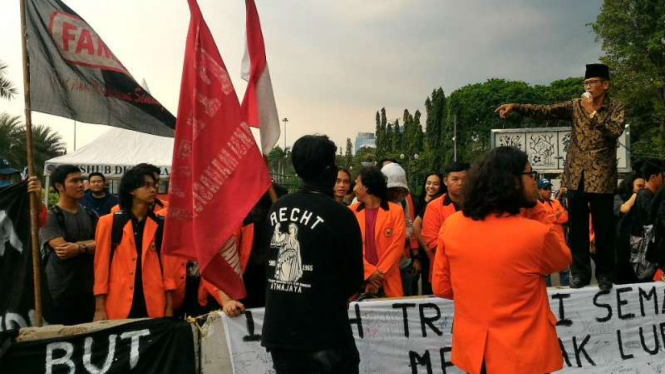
[93, 165, 174, 321]
[432, 147, 571, 374]
[496, 63, 625, 291]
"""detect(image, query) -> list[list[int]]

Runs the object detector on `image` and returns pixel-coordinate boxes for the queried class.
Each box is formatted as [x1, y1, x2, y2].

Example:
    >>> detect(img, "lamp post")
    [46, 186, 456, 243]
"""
[282, 117, 289, 151]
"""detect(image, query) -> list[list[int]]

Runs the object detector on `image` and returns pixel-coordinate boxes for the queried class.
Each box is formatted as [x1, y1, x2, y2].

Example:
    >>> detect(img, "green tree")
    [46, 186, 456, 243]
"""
[413, 110, 424, 156]
[538, 77, 585, 102]
[0, 61, 17, 100]
[374, 111, 383, 158]
[425, 88, 447, 171]
[390, 119, 401, 153]
[444, 79, 546, 163]
[378, 108, 388, 157]
[0, 114, 21, 162]
[11, 124, 66, 178]
[591, 0, 665, 159]
[345, 137, 354, 167]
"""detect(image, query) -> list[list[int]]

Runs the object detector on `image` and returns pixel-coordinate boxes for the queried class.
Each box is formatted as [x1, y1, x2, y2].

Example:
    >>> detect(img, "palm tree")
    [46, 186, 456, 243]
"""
[12, 124, 66, 177]
[0, 113, 22, 165]
[0, 60, 18, 101]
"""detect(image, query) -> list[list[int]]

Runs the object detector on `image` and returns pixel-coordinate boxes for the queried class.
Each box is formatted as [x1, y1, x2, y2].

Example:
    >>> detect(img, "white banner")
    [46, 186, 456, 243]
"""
[219, 283, 665, 374]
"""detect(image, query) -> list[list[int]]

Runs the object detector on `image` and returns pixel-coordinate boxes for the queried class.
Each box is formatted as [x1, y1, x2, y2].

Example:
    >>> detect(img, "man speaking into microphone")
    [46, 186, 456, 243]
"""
[496, 63, 625, 291]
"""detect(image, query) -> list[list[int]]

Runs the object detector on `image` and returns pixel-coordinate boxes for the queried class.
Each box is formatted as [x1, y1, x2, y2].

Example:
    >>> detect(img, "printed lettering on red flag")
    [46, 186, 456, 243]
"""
[241, 0, 281, 154]
[164, 0, 271, 300]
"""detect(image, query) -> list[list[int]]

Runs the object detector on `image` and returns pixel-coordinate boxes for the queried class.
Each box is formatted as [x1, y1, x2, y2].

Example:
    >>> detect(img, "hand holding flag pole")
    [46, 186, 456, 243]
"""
[19, 0, 43, 327]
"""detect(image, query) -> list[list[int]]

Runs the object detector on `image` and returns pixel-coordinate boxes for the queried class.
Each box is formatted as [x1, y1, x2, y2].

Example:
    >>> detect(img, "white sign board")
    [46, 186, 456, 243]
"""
[219, 283, 665, 374]
[491, 126, 631, 174]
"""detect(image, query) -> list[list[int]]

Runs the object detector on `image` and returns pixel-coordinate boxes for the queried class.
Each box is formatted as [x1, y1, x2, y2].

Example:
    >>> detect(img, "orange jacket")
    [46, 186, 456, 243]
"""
[540, 198, 568, 241]
[350, 201, 406, 297]
[421, 194, 459, 252]
[432, 212, 571, 374]
[110, 199, 169, 215]
[93, 213, 176, 320]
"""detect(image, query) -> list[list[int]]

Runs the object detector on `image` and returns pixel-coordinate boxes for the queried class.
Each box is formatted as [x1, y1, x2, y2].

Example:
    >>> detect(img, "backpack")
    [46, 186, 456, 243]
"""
[109, 210, 164, 271]
[630, 224, 658, 281]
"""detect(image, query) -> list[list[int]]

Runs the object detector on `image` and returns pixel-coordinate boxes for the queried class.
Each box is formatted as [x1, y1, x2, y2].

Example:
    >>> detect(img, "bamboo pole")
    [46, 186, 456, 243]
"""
[19, 0, 43, 327]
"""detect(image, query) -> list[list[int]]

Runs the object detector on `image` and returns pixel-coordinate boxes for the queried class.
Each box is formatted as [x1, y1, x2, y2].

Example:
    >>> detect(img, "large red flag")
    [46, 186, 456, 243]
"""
[240, 0, 280, 155]
[164, 0, 271, 300]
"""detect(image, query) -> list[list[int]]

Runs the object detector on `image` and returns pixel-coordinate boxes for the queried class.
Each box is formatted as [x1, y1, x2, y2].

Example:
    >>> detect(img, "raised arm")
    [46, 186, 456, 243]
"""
[496, 101, 574, 121]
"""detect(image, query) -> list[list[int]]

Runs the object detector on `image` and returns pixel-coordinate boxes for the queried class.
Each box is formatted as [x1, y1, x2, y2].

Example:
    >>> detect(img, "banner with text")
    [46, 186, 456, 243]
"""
[0, 319, 195, 374]
[222, 283, 665, 374]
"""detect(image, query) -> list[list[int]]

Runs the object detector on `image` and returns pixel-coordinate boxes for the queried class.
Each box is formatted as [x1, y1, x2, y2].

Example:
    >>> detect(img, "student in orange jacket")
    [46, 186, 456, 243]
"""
[93, 165, 175, 320]
[421, 162, 469, 254]
[421, 162, 469, 280]
[537, 178, 571, 287]
[432, 147, 572, 374]
[350, 167, 406, 298]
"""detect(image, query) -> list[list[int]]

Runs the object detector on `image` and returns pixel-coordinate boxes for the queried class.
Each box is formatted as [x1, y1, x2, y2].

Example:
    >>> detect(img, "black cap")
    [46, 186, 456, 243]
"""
[585, 64, 610, 80]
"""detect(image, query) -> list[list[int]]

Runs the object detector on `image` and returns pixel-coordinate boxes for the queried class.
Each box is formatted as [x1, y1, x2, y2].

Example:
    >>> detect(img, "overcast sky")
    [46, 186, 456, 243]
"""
[0, 0, 603, 154]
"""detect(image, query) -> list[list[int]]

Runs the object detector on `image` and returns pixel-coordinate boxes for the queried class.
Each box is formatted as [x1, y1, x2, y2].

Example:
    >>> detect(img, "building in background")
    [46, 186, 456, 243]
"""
[355, 132, 376, 154]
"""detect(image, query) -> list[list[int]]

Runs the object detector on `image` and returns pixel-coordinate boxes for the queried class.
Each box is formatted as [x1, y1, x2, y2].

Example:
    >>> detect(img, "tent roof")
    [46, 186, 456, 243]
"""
[44, 128, 173, 178]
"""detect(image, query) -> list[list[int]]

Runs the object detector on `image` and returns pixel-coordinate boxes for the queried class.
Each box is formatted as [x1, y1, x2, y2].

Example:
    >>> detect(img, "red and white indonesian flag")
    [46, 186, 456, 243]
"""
[164, 0, 271, 300]
[240, 0, 280, 155]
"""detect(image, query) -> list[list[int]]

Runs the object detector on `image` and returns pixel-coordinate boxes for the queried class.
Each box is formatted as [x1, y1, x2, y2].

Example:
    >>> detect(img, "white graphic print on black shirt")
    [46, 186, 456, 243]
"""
[271, 223, 304, 283]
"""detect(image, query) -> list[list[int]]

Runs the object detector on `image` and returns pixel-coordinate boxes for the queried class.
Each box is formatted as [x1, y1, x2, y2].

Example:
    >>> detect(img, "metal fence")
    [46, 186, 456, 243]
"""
[270, 172, 301, 193]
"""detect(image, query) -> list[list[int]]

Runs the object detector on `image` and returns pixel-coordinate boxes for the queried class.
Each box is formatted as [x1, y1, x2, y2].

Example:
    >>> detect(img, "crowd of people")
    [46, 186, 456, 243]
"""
[1, 63, 660, 374]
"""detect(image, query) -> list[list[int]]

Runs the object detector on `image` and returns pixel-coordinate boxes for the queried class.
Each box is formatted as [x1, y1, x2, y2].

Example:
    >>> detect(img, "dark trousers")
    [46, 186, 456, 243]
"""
[50, 293, 95, 325]
[568, 184, 615, 282]
[270, 342, 360, 374]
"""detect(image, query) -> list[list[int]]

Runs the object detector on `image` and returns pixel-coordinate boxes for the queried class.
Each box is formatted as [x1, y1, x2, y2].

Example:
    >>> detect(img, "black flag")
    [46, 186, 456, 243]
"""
[0, 182, 37, 331]
[26, 0, 176, 136]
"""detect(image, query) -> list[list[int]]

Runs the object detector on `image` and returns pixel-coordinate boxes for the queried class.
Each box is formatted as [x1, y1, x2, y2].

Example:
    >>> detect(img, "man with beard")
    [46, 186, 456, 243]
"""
[81, 172, 118, 216]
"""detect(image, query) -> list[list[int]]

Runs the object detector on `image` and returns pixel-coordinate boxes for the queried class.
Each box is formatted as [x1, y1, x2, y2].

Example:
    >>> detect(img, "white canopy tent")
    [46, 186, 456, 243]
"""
[43, 128, 174, 204]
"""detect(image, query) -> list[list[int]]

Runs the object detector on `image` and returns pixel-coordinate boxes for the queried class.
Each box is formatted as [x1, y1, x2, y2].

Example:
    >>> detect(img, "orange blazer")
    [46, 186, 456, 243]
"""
[350, 201, 406, 297]
[93, 213, 176, 320]
[422, 194, 458, 252]
[432, 212, 571, 374]
[541, 199, 568, 241]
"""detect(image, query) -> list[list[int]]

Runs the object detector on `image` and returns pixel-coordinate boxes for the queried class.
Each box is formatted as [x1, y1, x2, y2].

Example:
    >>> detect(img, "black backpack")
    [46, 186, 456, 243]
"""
[109, 210, 164, 271]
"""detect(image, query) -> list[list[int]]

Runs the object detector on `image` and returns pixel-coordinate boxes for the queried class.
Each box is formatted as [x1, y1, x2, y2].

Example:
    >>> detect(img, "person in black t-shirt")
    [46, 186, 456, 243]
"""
[630, 161, 663, 238]
[262, 135, 364, 374]
[40, 165, 97, 325]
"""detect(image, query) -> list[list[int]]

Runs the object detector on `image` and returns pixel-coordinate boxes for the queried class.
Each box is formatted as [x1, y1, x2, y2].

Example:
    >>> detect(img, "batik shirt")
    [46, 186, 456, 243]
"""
[517, 97, 625, 194]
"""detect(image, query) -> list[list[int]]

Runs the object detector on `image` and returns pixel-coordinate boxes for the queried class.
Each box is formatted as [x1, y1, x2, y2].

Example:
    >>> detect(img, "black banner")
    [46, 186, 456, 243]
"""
[0, 318, 195, 374]
[0, 182, 37, 332]
[26, 0, 176, 136]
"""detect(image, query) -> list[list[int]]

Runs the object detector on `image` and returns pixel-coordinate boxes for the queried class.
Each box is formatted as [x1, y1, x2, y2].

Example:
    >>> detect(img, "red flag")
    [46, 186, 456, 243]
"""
[164, 0, 271, 300]
[240, 0, 280, 154]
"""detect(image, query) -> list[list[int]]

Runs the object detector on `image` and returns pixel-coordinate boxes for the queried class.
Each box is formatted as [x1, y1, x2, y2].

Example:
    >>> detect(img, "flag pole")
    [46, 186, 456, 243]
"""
[19, 0, 44, 327]
[263, 155, 278, 203]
